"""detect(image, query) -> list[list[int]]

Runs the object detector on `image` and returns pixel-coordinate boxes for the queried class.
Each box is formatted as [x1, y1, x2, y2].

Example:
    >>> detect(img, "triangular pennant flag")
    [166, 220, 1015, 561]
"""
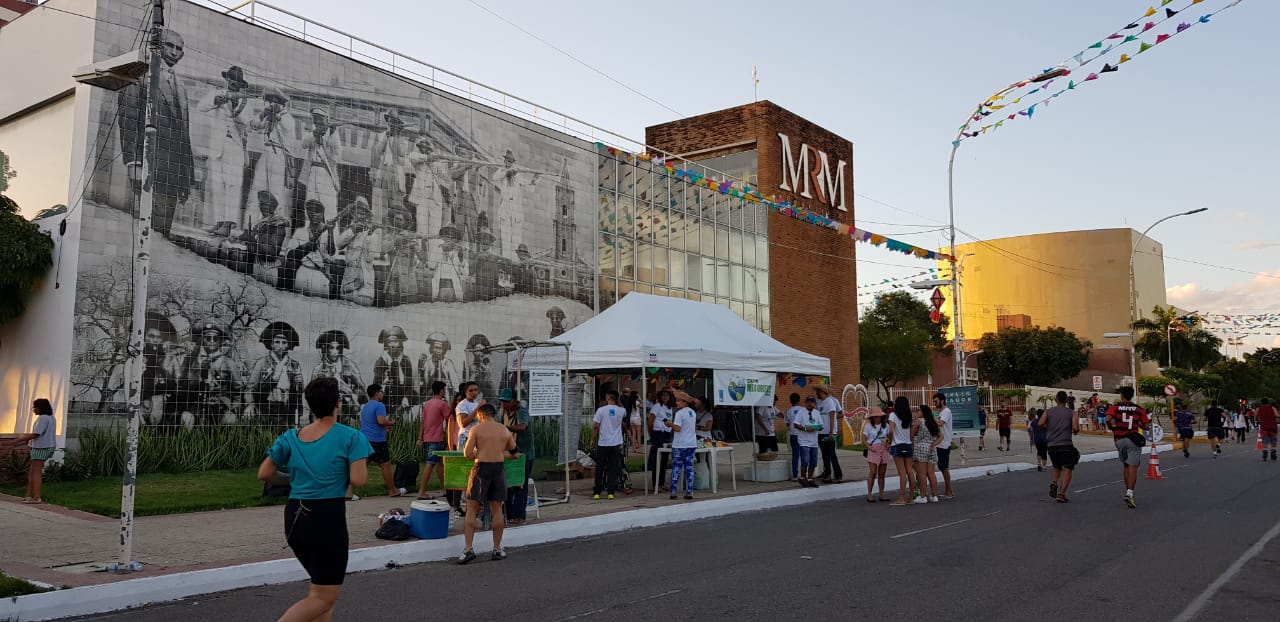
[1008, 114, 1016, 120]
[1026, 104, 1036, 118]
[1084, 72, 1099, 82]
[1073, 52, 1085, 64]
[1123, 35, 1138, 42]
[995, 120, 1004, 128]
[1101, 63, 1118, 73]
[1101, 44, 1114, 55]
[1010, 97, 1021, 104]
[1139, 41, 1153, 53]
[1156, 33, 1171, 44]
[1199, 14, 1211, 23]
[1107, 33, 1123, 39]
[1124, 22, 1139, 29]
[1161, 0, 1172, 5]
[1142, 22, 1155, 32]
[1192, 0, 1204, 4]
[1177, 22, 1191, 32]
[1166, 8, 1177, 17]
[1144, 6, 1156, 17]
[1088, 41, 1103, 49]
[1119, 53, 1132, 63]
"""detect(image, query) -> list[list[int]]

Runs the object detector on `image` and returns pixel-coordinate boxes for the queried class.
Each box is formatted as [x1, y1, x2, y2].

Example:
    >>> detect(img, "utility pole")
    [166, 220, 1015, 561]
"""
[752, 64, 759, 102]
[117, 0, 166, 572]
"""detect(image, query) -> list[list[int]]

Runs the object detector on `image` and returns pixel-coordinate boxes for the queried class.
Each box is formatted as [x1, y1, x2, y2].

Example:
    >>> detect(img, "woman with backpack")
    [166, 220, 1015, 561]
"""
[912, 404, 942, 504]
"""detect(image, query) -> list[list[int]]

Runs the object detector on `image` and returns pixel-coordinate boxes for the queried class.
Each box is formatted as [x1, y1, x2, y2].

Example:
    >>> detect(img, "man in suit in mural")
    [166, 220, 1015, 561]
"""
[419, 332, 458, 401]
[312, 329, 366, 421]
[245, 321, 304, 430]
[117, 29, 193, 238]
[175, 321, 245, 427]
[369, 110, 410, 229]
[373, 325, 416, 416]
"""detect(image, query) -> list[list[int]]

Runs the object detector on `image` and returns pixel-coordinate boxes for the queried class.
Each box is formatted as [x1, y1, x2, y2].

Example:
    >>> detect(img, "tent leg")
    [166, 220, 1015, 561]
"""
[641, 367, 648, 495]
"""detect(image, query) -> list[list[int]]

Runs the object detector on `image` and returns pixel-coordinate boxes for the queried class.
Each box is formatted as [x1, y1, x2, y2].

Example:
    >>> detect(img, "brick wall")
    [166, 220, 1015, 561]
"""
[647, 102, 860, 396]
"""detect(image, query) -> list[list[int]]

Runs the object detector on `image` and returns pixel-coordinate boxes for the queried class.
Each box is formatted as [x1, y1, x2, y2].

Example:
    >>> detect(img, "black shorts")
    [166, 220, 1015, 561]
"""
[999, 427, 1011, 439]
[756, 434, 779, 453]
[1207, 426, 1226, 440]
[1035, 441, 1048, 459]
[1177, 428, 1194, 440]
[467, 461, 507, 504]
[284, 498, 349, 585]
[1048, 446, 1080, 470]
[368, 441, 390, 465]
[936, 447, 951, 471]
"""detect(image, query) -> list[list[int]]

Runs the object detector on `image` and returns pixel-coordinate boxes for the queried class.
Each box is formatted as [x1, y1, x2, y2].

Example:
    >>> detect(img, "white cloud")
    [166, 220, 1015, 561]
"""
[1168, 271, 1280, 355]
[1225, 211, 1256, 224]
[1233, 241, 1280, 251]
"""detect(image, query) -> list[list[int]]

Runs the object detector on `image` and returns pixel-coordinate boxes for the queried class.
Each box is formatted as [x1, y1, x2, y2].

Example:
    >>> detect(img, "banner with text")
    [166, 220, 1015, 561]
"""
[528, 369, 564, 417]
[940, 385, 982, 437]
[713, 370, 777, 407]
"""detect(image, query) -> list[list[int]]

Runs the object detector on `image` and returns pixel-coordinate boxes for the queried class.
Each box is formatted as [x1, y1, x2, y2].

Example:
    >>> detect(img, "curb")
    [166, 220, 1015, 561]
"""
[0, 447, 1142, 621]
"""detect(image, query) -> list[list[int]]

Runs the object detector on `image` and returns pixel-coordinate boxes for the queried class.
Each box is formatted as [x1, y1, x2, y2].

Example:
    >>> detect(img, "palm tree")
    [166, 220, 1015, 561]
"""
[1132, 305, 1223, 371]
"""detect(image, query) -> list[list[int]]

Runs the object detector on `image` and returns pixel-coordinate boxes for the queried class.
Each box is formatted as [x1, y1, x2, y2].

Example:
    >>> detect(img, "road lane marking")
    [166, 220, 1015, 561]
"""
[1172, 516, 1280, 622]
[891, 511, 1000, 539]
[1071, 480, 1122, 494]
[553, 589, 683, 620]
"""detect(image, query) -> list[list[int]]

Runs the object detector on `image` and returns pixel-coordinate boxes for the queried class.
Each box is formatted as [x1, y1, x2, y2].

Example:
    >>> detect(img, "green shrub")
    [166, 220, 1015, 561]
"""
[0, 570, 53, 597]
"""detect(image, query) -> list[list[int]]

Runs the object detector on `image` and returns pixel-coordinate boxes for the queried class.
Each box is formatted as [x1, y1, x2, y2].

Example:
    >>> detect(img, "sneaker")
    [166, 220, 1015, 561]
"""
[1124, 493, 1136, 509]
[1272, 450, 1277, 461]
[684, 494, 693, 500]
[592, 494, 601, 500]
[929, 496, 939, 503]
[345, 494, 360, 502]
[456, 550, 476, 565]
[940, 494, 955, 500]
[1049, 483, 1058, 499]
[607, 494, 615, 500]
[491, 549, 507, 561]
[914, 496, 929, 504]
[669, 494, 677, 500]
[1057, 495, 1069, 503]
[1184, 450, 1190, 458]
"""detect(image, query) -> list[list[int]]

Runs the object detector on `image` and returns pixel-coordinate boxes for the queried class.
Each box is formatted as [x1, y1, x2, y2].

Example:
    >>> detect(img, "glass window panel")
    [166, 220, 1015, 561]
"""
[716, 227, 730, 260]
[742, 232, 756, 266]
[652, 174, 671, 216]
[760, 305, 770, 333]
[633, 162, 651, 202]
[598, 277, 617, 309]
[757, 269, 769, 305]
[635, 282, 653, 294]
[619, 280, 635, 298]
[617, 195, 635, 238]
[653, 204, 670, 247]
[620, 162, 638, 197]
[670, 249, 686, 289]
[599, 233, 616, 276]
[743, 267, 758, 303]
[701, 187, 716, 221]
[654, 286, 669, 297]
[635, 199, 652, 243]
[652, 245, 669, 286]
[716, 261, 730, 298]
[598, 191, 615, 232]
[730, 198, 744, 231]
[756, 236, 769, 270]
[743, 198, 757, 234]
[686, 254, 701, 291]
[618, 237, 635, 279]
[668, 208, 683, 251]
[730, 264, 745, 300]
[597, 154, 616, 191]
[729, 229, 744, 264]
[731, 300, 745, 322]
[637, 242, 654, 284]
[744, 303, 757, 329]
[700, 225, 714, 259]
[701, 257, 716, 295]
[686, 292, 701, 302]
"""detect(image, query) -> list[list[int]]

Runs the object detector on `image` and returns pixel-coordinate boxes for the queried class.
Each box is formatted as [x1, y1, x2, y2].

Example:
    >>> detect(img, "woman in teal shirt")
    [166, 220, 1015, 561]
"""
[259, 377, 372, 622]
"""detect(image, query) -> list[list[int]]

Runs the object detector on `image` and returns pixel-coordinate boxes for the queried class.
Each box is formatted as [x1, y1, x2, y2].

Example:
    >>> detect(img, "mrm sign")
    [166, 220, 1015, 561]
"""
[777, 133, 848, 212]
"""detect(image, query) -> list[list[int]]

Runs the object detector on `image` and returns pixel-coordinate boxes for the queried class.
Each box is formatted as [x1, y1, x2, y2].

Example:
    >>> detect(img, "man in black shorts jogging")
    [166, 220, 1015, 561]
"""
[1205, 400, 1226, 457]
[458, 403, 517, 564]
[1040, 391, 1080, 502]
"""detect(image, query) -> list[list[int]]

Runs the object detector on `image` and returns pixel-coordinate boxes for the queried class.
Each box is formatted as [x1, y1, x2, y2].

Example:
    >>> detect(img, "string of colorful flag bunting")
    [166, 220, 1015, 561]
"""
[597, 143, 954, 262]
[1200, 313, 1280, 329]
[954, 0, 1244, 146]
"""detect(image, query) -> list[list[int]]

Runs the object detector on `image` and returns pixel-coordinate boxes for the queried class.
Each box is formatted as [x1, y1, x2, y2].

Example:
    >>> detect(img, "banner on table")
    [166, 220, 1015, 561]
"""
[528, 369, 563, 417]
[713, 370, 777, 407]
[940, 385, 983, 437]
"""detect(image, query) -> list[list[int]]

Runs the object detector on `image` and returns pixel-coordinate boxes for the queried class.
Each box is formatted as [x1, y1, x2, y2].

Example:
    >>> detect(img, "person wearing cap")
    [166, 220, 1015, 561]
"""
[249, 85, 299, 214]
[175, 321, 245, 427]
[862, 407, 891, 502]
[373, 326, 416, 415]
[418, 332, 458, 401]
[117, 29, 192, 238]
[494, 147, 539, 263]
[668, 390, 699, 500]
[246, 320, 304, 430]
[198, 65, 251, 239]
[813, 384, 844, 483]
[300, 107, 343, 223]
[278, 198, 328, 293]
[311, 330, 366, 422]
[792, 396, 822, 487]
[500, 387, 533, 524]
[462, 334, 494, 398]
[370, 110, 409, 227]
[546, 306, 567, 339]
[330, 197, 379, 305]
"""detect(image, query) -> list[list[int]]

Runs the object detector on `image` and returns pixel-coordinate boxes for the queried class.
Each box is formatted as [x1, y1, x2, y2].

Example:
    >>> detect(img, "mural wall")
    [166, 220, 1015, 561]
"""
[73, 0, 596, 429]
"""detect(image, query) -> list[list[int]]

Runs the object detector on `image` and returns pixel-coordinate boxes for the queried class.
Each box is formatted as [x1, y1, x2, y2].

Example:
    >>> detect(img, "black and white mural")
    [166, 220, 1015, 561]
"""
[72, 0, 595, 427]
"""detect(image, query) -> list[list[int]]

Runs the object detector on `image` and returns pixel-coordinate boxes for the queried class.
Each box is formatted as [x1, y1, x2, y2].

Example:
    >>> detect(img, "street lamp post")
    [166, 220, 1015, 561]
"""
[1127, 208, 1208, 384]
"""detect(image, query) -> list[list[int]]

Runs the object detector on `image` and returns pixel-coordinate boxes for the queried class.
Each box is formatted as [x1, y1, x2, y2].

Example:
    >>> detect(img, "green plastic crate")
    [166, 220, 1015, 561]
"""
[440, 451, 525, 490]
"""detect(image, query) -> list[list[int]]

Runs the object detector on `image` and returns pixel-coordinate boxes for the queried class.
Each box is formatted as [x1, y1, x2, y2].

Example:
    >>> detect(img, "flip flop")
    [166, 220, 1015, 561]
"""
[889, 501, 908, 507]
[866, 497, 877, 503]
[388, 492, 404, 498]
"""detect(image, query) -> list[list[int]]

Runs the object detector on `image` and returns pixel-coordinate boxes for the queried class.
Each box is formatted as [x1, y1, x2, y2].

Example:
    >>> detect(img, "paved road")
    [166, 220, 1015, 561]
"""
[70, 449, 1280, 622]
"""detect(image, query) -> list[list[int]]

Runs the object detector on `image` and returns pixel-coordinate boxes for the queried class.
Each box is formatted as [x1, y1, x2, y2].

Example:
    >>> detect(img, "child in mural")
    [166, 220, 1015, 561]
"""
[373, 326, 417, 417]
[141, 312, 179, 426]
[369, 110, 410, 228]
[247, 86, 299, 221]
[311, 330, 366, 422]
[299, 107, 343, 224]
[197, 65, 250, 239]
[246, 321, 304, 430]
[237, 190, 291, 280]
[175, 321, 245, 427]
[462, 334, 493, 399]
[419, 332, 458, 400]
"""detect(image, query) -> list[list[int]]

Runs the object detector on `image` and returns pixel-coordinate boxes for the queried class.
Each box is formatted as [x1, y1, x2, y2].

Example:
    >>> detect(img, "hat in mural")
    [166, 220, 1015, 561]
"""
[315, 329, 350, 350]
[144, 311, 176, 340]
[198, 321, 230, 339]
[309, 107, 330, 123]
[378, 326, 408, 344]
[498, 387, 516, 402]
[466, 334, 490, 350]
[425, 331, 451, 353]
[545, 306, 565, 320]
[256, 190, 279, 210]
[515, 243, 531, 260]
[221, 65, 248, 89]
[262, 85, 288, 104]
[259, 321, 300, 350]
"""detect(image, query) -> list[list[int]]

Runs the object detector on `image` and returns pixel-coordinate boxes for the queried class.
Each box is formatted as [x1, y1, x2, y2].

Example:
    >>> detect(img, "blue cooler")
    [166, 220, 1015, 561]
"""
[408, 500, 450, 539]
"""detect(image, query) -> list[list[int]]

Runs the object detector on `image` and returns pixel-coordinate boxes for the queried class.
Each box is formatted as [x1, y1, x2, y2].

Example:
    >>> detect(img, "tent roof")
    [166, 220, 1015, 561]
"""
[522, 293, 830, 375]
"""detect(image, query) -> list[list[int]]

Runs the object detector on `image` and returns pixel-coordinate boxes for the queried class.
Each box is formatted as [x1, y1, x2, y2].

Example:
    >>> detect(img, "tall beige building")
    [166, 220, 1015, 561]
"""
[943, 228, 1168, 386]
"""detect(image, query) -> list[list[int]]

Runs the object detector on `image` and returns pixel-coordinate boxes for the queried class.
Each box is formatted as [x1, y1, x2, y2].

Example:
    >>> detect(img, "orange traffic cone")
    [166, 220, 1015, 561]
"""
[1257, 435, 1265, 451]
[1145, 445, 1166, 479]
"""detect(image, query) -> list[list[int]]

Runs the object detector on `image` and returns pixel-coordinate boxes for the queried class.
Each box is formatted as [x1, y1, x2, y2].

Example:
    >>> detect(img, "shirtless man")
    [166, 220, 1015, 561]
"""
[457, 403, 516, 564]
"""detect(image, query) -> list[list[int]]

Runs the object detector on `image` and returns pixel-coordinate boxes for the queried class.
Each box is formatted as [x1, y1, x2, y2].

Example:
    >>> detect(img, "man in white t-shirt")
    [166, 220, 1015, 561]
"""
[754, 395, 781, 455]
[784, 393, 807, 480]
[669, 391, 699, 499]
[813, 385, 844, 483]
[792, 396, 822, 487]
[592, 389, 626, 499]
[933, 392, 956, 499]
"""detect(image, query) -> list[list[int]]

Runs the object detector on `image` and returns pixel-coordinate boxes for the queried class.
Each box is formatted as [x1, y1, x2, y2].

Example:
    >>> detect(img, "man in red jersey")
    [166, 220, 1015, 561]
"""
[1257, 398, 1278, 462]
[1105, 386, 1150, 509]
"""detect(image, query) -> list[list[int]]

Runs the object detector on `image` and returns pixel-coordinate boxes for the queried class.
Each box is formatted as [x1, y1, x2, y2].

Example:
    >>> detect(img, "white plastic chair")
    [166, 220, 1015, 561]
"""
[527, 478, 540, 518]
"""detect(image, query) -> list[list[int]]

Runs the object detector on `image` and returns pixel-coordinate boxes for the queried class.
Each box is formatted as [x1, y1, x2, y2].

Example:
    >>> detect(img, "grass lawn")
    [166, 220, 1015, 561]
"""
[0, 570, 53, 598]
[1, 454, 623, 518]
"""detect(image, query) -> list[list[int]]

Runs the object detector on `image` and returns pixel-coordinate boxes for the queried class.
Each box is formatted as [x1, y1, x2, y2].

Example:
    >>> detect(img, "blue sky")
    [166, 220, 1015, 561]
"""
[213, 0, 1278, 351]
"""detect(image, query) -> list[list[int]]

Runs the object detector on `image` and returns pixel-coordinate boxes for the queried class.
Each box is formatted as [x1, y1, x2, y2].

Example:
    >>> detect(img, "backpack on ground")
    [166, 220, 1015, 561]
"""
[393, 461, 419, 490]
[375, 517, 411, 541]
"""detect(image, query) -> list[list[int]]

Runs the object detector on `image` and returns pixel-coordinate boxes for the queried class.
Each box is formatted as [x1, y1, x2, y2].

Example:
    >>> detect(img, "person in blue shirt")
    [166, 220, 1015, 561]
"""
[1175, 407, 1196, 458]
[258, 376, 373, 621]
[355, 383, 404, 499]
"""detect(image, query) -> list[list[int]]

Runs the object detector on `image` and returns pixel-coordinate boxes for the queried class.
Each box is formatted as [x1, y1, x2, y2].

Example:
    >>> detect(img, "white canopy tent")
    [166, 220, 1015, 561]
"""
[522, 293, 830, 495]
[522, 293, 830, 375]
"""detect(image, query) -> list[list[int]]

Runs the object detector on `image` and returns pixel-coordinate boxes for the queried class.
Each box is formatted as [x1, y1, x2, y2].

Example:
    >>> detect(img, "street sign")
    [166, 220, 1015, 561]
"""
[1164, 384, 1178, 397]
[1092, 375, 1103, 390]
[1151, 423, 1166, 442]
[939, 385, 981, 437]
[930, 288, 945, 307]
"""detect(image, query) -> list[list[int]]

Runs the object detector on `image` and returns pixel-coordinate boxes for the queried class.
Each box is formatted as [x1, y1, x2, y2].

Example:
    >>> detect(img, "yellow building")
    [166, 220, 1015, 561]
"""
[943, 228, 1168, 383]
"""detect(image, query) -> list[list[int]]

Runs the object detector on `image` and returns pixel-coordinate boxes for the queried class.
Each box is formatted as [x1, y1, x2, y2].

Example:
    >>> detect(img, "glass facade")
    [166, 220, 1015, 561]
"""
[597, 148, 769, 332]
